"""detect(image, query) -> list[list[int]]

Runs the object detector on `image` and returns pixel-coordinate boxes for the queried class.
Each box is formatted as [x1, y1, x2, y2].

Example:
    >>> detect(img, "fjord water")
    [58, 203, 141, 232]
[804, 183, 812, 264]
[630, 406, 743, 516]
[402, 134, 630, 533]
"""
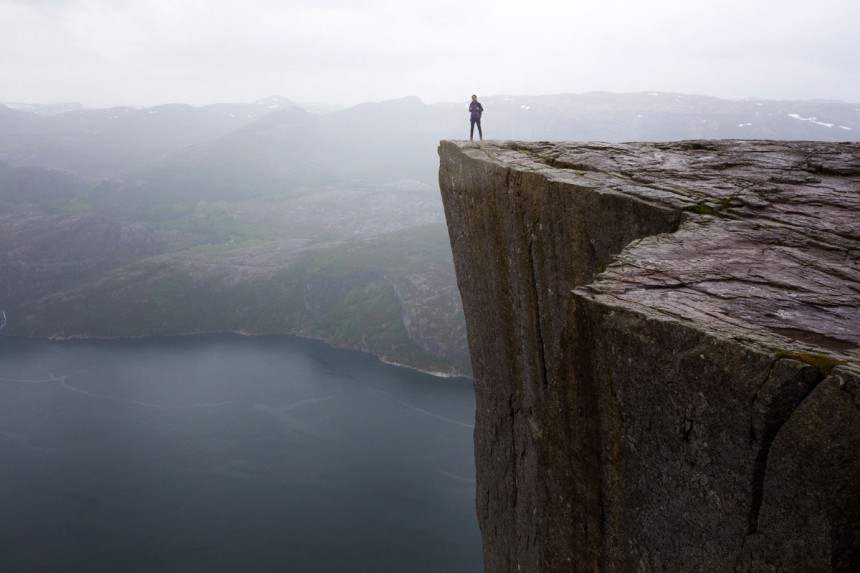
[0, 335, 482, 572]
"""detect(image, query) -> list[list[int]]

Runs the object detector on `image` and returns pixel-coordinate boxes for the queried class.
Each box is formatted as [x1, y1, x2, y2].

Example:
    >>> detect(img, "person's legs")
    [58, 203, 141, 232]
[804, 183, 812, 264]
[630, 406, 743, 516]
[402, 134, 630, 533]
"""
[470, 119, 476, 140]
[476, 119, 482, 140]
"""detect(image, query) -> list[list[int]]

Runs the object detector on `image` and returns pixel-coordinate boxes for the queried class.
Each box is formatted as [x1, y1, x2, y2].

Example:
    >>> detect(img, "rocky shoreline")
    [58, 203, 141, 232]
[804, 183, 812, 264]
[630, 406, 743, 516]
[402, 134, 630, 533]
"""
[6, 328, 470, 380]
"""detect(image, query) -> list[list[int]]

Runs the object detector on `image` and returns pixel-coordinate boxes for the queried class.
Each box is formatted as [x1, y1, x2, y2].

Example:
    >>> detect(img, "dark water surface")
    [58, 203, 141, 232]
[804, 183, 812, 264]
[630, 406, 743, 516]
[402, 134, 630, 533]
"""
[0, 335, 482, 572]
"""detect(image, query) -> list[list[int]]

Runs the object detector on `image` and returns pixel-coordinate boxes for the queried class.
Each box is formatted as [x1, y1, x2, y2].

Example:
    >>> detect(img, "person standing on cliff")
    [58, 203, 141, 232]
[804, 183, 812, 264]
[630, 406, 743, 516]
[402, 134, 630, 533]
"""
[469, 94, 483, 141]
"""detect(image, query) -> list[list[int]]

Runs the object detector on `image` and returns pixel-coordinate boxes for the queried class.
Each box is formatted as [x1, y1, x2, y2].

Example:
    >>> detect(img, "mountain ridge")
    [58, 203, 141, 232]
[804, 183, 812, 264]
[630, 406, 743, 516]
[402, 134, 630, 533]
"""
[2, 91, 858, 376]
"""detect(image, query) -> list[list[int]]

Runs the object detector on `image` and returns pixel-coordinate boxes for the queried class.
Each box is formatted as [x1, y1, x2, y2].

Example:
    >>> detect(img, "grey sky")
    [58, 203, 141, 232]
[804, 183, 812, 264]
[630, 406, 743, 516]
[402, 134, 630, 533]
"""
[1, 0, 858, 108]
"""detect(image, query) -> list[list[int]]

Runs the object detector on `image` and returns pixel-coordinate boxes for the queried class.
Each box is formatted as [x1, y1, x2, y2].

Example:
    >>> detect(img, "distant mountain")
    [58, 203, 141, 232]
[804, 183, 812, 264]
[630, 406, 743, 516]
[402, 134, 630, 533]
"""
[477, 92, 860, 142]
[114, 93, 859, 215]
[5, 217, 468, 375]
[0, 151, 462, 373]
[0, 206, 162, 307]
[0, 159, 87, 208]
[321, 96, 456, 183]
[0, 102, 85, 116]
[117, 106, 340, 208]
[2, 92, 856, 183]
[2, 91, 858, 375]
[110, 96, 453, 213]
[0, 97, 302, 178]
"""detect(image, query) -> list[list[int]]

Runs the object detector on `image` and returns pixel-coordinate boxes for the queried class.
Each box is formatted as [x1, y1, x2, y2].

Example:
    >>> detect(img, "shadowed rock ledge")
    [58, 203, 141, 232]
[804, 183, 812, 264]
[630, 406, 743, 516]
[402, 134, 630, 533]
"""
[438, 140, 859, 572]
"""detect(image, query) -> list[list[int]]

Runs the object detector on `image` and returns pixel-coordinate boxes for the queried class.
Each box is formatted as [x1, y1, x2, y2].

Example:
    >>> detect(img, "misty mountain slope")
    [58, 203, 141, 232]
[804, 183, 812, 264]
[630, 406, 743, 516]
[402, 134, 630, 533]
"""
[10, 223, 468, 374]
[320, 96, 461, 184]
[0, 207, 162, 306]
[0, 106, 46, 165]
[285, 223, 468, 372]
[113, 107, 344, 209]
[199, 179, 444, 241]
[479, 92, 860, 142]
[3, 92, 857, 189]
[118, 97, 456, 212]
[1, 102, 85, 116]
[140, 92, 857, 200]
[0, 162, 163, 305]
[0, 160, 88, 208]
[9, 237, 317, 338]
[0, 151, 463, 373]
[3, 91, 858, 375]
[0, 98, 301, 178]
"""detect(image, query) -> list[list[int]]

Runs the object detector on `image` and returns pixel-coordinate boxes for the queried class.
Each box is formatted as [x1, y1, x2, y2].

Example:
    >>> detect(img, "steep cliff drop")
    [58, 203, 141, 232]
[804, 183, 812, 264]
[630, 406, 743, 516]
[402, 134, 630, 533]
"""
[438, 140, 859, 572]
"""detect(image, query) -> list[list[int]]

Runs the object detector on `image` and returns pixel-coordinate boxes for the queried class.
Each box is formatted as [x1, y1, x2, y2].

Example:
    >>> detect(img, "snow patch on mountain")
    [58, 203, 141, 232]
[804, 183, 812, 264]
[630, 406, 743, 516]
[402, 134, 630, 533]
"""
[788, 113, 834, 128]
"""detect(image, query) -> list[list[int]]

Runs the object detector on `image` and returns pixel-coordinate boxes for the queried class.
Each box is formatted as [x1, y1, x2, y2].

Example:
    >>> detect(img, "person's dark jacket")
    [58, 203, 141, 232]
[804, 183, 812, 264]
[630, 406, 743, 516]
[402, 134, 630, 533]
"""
[469, 101, 483, 119]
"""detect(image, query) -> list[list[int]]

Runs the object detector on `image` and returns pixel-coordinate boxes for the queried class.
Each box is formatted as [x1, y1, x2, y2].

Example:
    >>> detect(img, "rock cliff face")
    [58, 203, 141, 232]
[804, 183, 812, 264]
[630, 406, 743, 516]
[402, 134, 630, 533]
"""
[438, 140, 859, 572]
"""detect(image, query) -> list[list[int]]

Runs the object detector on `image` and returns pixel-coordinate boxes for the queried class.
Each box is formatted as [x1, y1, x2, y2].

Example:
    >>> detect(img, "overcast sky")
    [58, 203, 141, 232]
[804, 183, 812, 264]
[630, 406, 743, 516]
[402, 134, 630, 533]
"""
[1, 0, 858, 108]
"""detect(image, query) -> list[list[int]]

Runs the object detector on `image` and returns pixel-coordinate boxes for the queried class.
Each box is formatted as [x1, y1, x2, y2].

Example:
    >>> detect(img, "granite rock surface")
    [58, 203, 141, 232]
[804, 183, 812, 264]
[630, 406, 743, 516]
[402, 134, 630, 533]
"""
[438, 139, 859, 572]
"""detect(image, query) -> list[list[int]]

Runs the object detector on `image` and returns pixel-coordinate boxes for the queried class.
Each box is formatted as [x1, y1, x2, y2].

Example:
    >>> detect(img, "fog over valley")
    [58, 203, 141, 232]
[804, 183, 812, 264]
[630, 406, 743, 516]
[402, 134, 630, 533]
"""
[1, 1, 857, 570]
[1, 92, 859, 375]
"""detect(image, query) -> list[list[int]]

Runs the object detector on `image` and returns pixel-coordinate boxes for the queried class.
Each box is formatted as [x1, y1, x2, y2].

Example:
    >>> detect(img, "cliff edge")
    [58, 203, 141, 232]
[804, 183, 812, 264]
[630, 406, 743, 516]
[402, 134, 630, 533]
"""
[438, 139, 859, 572]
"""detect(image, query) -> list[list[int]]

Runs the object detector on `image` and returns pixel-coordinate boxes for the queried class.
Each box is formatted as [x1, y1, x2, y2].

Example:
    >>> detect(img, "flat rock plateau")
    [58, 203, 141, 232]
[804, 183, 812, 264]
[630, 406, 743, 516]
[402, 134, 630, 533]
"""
[439, 139, 859, 572]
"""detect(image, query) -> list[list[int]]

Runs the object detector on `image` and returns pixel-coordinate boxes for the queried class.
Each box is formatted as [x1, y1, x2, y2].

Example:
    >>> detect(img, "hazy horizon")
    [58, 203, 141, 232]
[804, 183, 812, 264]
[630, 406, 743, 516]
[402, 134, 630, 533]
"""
[4, 90, 860, 114]
[2, 0, 858, 109]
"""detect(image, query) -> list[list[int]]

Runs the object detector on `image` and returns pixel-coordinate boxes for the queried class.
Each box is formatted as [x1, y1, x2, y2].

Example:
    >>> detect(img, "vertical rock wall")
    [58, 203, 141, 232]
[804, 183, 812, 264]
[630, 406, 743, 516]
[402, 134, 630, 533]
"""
[439, 140, 860, 572]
